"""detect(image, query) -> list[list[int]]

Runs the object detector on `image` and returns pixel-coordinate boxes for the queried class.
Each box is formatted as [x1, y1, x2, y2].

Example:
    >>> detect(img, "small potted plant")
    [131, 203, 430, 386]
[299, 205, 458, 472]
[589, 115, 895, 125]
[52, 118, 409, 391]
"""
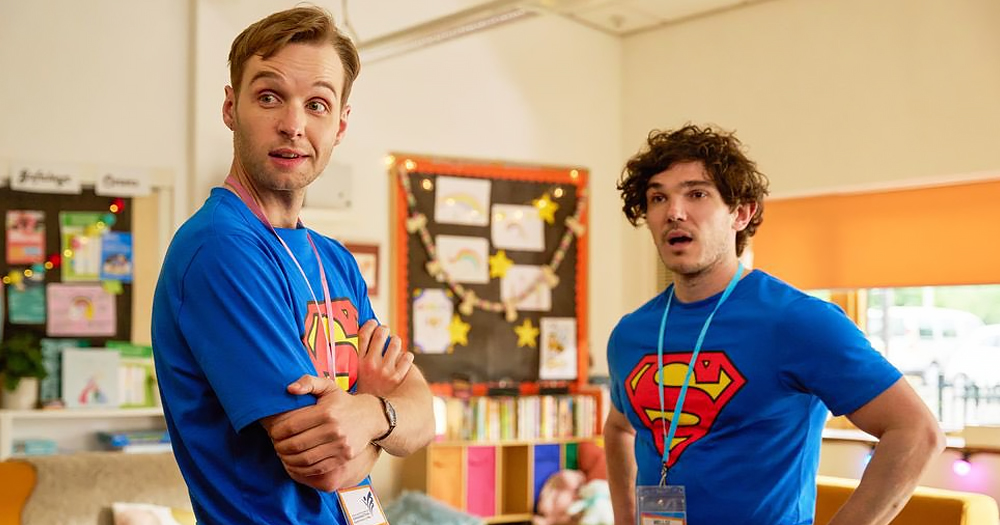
[0, 332, 47, 410]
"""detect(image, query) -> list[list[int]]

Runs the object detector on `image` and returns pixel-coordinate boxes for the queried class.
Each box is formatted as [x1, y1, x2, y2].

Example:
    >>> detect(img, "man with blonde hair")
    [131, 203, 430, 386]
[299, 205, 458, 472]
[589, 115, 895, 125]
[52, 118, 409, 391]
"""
[152, 7, 434, 523]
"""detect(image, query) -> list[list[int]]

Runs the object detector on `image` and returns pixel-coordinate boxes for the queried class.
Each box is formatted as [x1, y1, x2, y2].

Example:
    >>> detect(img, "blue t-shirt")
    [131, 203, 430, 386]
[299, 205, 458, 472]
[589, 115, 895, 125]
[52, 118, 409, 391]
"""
[607, 270, 900, 525]
[151, 188, 376, 524]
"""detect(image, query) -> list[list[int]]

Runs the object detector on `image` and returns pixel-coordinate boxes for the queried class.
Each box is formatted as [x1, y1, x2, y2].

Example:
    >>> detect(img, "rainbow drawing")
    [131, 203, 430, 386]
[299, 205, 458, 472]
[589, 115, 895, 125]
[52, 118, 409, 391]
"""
[441, 192, 486, 218]
[70, 296, 94, 320]
[448, 248, 483, 269]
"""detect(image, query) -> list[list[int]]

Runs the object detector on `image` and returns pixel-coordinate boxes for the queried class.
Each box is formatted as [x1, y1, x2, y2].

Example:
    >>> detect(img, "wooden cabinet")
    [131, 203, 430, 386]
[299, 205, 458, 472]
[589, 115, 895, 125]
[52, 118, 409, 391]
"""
[401, 438, 595, 524]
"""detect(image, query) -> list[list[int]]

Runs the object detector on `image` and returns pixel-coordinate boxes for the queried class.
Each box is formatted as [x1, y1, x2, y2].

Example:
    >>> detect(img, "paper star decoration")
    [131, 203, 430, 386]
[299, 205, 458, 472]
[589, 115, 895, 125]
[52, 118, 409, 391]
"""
[533, 193, 559, 224]
[449, 314, 471, 347]
[514, 319, 540, 348]
[489, 250, 514, 278]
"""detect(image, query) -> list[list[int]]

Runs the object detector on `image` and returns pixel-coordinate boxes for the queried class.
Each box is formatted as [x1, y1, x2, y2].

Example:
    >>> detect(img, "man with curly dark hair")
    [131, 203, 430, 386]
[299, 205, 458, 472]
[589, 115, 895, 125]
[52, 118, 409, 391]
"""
[603, 125, 943, 525]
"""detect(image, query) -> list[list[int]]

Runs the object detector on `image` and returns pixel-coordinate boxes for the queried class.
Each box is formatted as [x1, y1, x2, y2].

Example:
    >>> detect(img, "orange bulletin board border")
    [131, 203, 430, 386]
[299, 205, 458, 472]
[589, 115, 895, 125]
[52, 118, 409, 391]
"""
[752, 179, 1000, 290]
[389, 154, 589, 390]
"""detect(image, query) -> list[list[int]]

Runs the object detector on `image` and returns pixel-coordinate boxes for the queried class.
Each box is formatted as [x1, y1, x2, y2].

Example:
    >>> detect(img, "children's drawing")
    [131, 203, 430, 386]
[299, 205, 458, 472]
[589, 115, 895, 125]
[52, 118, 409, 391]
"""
[539, 317, 578, 380]
[434, 176, 491, 226]
[436, 235, 489, 284]
[491, 204, 544, 252]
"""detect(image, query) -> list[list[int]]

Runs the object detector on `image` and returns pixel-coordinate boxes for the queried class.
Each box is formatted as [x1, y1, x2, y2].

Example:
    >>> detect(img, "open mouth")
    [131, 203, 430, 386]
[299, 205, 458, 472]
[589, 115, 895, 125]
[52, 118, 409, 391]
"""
[270, 152, 303, 159]
[666, 231, 693, 247]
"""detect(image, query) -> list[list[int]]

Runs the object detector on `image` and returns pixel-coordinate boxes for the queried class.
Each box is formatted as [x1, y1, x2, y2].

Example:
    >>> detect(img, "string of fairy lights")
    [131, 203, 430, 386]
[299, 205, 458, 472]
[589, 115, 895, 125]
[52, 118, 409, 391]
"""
[2, 198, 126, 290]
[395, 159, 586, 325]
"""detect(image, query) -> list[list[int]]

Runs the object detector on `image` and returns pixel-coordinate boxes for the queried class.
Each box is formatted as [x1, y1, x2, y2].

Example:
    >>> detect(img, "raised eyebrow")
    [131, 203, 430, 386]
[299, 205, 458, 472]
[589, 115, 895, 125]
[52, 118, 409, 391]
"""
[247, 70, 282, 89]
[246, 72, 339, 101]
[313, 81, 339, 101]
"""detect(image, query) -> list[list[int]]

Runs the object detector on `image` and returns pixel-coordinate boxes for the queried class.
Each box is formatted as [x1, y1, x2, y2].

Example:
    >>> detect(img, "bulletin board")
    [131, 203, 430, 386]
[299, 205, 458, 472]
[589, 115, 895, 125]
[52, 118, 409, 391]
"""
[390, 154, 589, 388]
[1, 186, 133, 345]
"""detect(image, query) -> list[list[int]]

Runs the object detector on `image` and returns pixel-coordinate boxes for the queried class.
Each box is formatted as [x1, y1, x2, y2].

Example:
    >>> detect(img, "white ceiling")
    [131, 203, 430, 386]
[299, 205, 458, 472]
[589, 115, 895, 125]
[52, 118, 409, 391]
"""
[342, 0, 757, 40]
[213, 0, 765, 62]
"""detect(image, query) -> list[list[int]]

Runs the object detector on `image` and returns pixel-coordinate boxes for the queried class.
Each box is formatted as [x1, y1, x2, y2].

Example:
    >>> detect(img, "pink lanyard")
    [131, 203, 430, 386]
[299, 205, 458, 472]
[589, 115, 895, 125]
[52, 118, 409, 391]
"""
[224, 175, 337, 379]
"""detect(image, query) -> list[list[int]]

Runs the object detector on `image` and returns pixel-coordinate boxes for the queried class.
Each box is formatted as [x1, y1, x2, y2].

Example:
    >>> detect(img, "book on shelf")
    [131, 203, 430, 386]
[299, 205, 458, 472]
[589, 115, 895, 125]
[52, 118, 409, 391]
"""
[97, 429, 170, 450]
[12, 439, 58, 457]
[436, 393, 599, 442]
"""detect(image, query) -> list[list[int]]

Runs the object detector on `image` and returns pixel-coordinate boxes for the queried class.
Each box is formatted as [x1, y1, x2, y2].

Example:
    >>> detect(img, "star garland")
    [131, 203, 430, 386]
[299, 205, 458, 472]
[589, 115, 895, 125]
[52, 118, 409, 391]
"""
[396, 163, 587, 323]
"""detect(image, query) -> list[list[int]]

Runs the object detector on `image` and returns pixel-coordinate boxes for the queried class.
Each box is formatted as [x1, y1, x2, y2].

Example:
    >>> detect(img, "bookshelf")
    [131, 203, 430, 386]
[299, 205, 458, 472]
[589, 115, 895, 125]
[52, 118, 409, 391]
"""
[0, 407, 165, 460]
[400, 437, 601, 524]
[401, 388, 604, 523]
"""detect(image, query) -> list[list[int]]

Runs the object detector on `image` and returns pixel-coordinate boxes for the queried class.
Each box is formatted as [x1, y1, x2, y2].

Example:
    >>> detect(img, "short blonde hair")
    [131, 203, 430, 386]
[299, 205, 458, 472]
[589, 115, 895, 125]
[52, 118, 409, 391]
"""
[228, 6, 360, 104]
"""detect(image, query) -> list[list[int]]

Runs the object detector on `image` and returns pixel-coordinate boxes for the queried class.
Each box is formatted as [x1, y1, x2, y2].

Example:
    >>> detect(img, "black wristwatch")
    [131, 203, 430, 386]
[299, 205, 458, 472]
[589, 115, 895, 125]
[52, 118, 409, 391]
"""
[373, 396, 396, 442]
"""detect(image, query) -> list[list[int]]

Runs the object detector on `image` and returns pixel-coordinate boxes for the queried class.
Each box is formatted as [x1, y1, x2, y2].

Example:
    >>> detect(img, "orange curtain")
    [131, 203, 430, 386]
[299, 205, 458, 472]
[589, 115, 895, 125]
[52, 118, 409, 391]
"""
[752, 179, 1000, 290]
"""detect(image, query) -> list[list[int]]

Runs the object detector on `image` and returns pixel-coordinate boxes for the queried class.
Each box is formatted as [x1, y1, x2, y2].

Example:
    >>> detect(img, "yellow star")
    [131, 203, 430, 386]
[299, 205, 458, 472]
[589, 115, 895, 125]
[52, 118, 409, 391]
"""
[533, 193, 559, 224]
[449, 314, 471, 347]
[514, 319, 540, 348]
[489, 250, 514, 278]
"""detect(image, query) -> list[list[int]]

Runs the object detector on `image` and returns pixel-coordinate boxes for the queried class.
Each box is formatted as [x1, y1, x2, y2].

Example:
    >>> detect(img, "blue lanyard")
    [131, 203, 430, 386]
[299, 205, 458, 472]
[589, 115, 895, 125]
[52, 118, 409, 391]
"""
[656, 262, 743, 485]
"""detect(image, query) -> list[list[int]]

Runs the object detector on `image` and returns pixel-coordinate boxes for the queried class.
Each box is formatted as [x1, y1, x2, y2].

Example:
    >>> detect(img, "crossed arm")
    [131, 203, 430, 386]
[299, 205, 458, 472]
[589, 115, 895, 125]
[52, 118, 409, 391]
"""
[260, 320, 435, 492]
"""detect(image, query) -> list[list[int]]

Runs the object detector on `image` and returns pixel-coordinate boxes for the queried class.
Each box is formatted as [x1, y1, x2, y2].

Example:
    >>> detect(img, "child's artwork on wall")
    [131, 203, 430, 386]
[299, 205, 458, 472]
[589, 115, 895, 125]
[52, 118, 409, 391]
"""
[491, 204, 544, 252]
[539, 317, 578, 380]
[60, 212, 104, 281]
[343, 243, 379, 297]
[501, 265, 552, 312]
[46, 283, 116, 336]
[412, 288, 454, 354]
[100, 231, 133, 282]
[434, 176, 491, 227]
[7, 280, 45, 324]
[5, 210, 46, 265]
[62, 348, 120, 408]
[436, 235, 490, 284]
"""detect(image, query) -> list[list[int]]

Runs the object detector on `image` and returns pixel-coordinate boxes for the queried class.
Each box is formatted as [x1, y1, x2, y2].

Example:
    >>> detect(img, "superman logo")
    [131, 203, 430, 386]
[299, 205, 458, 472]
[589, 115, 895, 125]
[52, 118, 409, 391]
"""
[302, 299, 361, 392]
[625, 351, 745, 467]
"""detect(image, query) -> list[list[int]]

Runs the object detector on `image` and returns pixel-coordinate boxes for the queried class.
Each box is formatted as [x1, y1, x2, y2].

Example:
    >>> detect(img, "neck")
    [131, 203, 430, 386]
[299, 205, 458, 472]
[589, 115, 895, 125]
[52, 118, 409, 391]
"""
[671, 257, 743, 303]
[226, 163, 302, 228]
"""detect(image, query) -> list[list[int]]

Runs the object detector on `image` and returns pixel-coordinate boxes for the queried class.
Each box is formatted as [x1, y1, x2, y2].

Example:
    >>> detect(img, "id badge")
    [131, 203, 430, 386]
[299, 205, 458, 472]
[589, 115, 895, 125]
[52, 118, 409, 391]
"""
[636, 485, 686, 525]
[337, 485, 388, 525]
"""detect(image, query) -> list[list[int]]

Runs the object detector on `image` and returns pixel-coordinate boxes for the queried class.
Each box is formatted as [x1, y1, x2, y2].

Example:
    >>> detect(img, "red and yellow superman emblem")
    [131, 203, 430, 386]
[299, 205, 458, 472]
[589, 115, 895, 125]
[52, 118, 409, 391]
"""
[625, 351, 745, 467]
[302, 299, 361, 391]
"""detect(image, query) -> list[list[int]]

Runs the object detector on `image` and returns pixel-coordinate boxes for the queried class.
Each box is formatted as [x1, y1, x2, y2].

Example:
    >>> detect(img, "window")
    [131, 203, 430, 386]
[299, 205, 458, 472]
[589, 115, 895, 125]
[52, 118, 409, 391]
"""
[815, 285, 1000, 428]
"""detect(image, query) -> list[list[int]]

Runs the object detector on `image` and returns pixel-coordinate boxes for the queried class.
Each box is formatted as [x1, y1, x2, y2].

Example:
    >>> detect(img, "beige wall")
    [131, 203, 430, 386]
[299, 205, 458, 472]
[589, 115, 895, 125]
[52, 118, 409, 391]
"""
[0, 0, 190, 230]
[620, 0, 1000, 305]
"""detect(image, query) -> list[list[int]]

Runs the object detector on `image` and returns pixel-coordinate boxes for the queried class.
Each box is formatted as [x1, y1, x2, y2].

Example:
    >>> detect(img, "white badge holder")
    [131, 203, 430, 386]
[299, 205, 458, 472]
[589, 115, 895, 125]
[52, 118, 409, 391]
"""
[636, 485, 686, 525]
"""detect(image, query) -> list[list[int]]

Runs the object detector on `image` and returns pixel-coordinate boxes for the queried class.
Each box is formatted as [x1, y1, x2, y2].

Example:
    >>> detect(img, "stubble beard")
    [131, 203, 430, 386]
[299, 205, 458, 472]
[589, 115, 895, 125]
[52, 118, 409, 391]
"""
[231, 121, 319, 195]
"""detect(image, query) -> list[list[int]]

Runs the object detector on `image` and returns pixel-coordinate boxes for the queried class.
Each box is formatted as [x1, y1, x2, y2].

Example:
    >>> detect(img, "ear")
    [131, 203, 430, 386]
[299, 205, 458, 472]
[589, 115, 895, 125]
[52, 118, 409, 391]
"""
[333, 104, 351, 146]
[222, 86, 236, 131]
[732, 201, 758, 232]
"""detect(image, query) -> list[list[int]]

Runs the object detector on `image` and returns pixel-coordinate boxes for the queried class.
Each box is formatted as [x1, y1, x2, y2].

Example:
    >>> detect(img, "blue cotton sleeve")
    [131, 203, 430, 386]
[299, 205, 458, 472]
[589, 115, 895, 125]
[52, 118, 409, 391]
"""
[607, 320, 627, 414]
[776, 297, 902, 416]
[177, 233, 317, 433]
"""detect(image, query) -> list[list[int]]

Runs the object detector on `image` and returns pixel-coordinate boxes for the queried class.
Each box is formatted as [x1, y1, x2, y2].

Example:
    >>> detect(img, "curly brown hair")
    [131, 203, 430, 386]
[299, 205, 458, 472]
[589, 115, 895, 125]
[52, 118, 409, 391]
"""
[229, 6, 361, 105]
[617, 124, 770, 256]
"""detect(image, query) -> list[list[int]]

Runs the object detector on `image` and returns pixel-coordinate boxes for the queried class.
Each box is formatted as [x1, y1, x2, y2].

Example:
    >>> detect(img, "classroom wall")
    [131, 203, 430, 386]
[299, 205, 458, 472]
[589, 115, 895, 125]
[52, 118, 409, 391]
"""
[0, 0, 190, 346]
[620, 0, 1000, 306]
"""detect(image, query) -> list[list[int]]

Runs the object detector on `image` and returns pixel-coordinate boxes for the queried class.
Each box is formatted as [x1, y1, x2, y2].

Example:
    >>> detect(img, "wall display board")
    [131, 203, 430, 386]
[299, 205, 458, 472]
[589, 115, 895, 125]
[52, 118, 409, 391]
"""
[390, 155, 589, 387]
[1, 185, 133, 351]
